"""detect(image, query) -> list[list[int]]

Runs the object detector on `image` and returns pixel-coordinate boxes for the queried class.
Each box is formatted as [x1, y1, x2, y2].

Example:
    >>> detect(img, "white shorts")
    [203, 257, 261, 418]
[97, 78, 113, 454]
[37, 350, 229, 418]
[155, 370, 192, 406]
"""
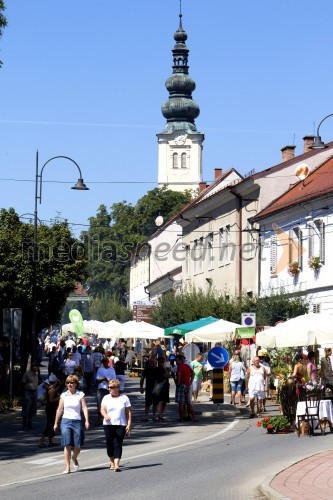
[192, 379, 202, 392]
[249, 390, 265, 400]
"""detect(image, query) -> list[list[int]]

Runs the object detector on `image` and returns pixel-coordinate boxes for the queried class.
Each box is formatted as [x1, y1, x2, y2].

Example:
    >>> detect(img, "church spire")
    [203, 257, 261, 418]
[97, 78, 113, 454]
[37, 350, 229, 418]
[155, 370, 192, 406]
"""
[161, 1, 200, 134]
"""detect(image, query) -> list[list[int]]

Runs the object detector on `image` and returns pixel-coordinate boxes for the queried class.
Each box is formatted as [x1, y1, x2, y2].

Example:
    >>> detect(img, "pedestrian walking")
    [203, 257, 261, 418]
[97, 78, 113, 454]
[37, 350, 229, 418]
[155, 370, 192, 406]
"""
[114, 355, 127, 392]
[245, 356, 267, 418]
[190, 353, 204, 403]
[53, 375, 89, 474]
[39, 374, 61, 447]
[100, 379, 132, 472]
[140, 352, 158, 421]
[95, 358, 116, 426]
[152, 357, 170, 421]
[175, 354, 196, 422]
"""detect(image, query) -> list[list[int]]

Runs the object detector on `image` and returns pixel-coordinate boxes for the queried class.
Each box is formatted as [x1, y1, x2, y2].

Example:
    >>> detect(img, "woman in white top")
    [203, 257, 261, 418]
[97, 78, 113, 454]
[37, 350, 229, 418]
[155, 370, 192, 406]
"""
[54, 375, 89, 474]
[229, 354, 246, 405]
[101, 378, 132, 472]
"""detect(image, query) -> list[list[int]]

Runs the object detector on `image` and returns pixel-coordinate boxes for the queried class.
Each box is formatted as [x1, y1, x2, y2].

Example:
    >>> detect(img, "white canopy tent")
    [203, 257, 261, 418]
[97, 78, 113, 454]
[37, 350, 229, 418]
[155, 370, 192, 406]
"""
[97, 320, 123, 339]
[61, 319, 105, 335]
[185, 319, 242, 343]
[121, 320, 168, 339]
[256, 313, 333, 348]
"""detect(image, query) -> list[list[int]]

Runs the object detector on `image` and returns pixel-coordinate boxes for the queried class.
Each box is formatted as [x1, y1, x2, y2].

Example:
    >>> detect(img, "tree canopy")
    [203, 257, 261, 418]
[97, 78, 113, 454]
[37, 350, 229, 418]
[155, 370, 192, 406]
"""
[0, 1, 7, 67]
[82, 187, 192, 299]
[151, 287, 309, 328]
[0, 209, 87, 363]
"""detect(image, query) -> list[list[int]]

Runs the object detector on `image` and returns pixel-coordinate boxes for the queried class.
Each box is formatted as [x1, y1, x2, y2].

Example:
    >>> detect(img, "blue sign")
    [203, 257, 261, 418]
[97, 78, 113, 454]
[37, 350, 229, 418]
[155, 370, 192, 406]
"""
[207, 346, 229, 368]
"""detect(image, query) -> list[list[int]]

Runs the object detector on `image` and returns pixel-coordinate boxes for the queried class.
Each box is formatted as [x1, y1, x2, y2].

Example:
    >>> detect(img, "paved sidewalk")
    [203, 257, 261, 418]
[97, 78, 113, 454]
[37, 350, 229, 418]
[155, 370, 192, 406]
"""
[261, 449, 333, 499]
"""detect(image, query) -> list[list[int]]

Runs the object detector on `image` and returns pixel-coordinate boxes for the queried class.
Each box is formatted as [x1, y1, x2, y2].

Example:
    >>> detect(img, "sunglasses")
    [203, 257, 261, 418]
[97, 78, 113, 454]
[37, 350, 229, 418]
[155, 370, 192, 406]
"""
[108, 386, 117, 389]
[67, 382, 74, 385]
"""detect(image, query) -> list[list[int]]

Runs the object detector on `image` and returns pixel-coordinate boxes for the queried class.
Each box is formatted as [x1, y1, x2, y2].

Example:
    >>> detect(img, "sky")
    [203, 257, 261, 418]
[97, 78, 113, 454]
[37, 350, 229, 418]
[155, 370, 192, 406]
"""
[1, 0, 333, 237]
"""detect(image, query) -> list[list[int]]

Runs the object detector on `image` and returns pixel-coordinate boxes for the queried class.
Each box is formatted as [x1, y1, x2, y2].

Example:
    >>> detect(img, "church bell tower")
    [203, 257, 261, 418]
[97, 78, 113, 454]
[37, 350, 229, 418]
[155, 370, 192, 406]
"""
[157, 2, 204, 194]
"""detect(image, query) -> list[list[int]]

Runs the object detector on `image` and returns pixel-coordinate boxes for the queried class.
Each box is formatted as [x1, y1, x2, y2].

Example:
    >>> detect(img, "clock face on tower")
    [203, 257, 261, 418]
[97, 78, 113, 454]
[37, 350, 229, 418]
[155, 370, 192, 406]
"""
[173, 133, 187, 145]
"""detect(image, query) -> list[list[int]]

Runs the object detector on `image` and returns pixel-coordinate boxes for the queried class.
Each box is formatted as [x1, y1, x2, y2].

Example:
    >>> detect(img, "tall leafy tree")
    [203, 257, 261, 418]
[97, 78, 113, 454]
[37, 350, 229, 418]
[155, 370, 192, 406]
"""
[0, 209, 87, 367]
[83, 187, 192, 300]
[151, 287, 309, 328]
[90, 296, 132, 323]
[0, 1, 7, 67]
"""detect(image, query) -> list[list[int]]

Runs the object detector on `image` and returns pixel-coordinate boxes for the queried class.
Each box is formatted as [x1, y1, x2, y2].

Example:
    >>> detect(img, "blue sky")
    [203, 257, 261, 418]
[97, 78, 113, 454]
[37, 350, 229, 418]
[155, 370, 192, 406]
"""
[1, 0, 333, 236]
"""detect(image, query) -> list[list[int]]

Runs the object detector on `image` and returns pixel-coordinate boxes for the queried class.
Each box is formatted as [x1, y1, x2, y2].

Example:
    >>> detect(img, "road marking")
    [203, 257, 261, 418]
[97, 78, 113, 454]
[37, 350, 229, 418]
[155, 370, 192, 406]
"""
[1, 420, 239, 487]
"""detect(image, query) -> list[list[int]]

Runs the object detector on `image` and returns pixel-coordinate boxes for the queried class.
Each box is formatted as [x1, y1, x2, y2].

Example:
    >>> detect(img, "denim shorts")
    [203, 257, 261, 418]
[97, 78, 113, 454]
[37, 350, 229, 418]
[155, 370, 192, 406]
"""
[230, 379, 243, 392]
[61, 418, 84, 448]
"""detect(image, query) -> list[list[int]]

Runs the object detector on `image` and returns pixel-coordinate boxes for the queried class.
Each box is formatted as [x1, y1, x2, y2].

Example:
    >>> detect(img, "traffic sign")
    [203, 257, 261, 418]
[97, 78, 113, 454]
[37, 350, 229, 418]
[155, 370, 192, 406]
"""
[207, 346, 229, 368]
[183, 343, 200, 362]
[241, 312, 256, 327]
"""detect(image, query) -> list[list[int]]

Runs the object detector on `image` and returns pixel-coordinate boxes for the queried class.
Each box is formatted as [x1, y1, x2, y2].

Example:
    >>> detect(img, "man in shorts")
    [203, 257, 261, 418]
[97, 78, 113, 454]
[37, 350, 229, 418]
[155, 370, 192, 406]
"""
[245, 356, 267, 418]
[175, 355, 196, 422]
[190, 353, 204, 403]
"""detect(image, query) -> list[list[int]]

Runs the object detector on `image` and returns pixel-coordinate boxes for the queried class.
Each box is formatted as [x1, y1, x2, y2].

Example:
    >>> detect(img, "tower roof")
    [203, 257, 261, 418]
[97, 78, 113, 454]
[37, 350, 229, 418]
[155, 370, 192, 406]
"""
[161, 1, 200, 134]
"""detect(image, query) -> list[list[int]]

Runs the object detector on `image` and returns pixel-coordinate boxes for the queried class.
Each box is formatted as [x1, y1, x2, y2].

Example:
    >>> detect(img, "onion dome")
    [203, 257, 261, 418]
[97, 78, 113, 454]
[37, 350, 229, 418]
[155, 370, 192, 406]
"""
[161, 6, 200, 134]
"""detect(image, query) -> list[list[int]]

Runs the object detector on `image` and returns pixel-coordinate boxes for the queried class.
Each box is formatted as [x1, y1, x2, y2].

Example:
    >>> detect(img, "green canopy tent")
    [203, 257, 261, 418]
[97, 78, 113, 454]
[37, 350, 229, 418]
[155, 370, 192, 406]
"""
[164, 316, 219, 337]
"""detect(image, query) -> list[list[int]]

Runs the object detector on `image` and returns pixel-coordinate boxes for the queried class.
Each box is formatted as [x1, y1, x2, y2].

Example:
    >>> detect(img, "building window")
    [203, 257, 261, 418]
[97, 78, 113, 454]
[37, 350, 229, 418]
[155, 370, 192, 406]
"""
[243, 222, 256, 260]
[185, 245, 190, 278]
[181, 152, 187, 168]
[207, 233, 214, 270]
[289, 226, 303, 270]
[193, 238, 204, 274]
[308, 219, 325, 264]
[219, 225, 230, 264]
[270, 234, 277, 275]
[172, 152, 178, 169]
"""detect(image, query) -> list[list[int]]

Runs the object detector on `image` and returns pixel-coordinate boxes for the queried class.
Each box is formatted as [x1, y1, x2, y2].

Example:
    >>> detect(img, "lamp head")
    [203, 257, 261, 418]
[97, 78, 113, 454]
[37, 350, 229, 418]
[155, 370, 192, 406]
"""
[309, 136, 327, 150]
[71, 178, 89, 190]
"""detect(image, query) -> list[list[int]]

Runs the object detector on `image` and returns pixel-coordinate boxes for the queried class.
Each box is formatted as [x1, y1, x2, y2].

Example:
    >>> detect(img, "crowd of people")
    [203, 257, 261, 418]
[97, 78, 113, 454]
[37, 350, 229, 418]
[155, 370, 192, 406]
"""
[20, 328, 333, 473]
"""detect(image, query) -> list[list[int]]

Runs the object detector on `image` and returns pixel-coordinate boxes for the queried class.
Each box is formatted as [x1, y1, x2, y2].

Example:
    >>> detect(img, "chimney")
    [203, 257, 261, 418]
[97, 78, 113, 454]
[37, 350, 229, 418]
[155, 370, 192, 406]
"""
[199, 182, 208, 193]
[281, 145, 296, 162]
[303, 135, 315, 153]
[214, 168, 222, 179]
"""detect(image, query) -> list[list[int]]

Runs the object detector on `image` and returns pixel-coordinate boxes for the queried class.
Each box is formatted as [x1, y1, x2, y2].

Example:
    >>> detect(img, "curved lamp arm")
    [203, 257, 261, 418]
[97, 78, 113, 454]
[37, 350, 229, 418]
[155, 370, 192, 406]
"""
[37, 152, 89, 204]
[310, 113, 333, 149]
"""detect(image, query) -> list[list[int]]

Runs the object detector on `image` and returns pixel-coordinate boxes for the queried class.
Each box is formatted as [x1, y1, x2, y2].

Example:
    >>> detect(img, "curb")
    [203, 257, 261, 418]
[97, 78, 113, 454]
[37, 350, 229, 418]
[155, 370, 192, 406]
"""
[259, 473, 290, 500]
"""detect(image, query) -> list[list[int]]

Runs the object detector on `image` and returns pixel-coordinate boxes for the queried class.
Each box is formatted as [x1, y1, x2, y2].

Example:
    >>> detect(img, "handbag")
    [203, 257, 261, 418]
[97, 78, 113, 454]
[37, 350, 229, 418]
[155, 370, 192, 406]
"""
[152, 381, 165, 397]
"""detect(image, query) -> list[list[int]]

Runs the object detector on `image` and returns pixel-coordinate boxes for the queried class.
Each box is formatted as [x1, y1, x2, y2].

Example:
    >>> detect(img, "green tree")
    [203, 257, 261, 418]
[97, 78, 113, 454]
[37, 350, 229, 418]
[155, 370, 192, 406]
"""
[0, 1, 7, 67]
[151, 287, 309, 328]
[90, 296, 132, 323]
[0, 209, 87, 366]
[82, 187, 192, 299]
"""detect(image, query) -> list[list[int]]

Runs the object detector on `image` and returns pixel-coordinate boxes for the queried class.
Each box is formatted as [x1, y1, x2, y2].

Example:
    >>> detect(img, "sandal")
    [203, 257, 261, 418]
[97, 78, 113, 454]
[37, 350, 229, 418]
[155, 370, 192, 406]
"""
[249, 413, 255, 418]
[38, 443, 46, 448]
[158, 417, 165, 422]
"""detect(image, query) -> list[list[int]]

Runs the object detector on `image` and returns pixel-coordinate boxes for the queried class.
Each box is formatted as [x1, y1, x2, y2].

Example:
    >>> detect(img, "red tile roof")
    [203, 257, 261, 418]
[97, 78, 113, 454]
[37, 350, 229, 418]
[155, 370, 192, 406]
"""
[254, 155, 333, 220]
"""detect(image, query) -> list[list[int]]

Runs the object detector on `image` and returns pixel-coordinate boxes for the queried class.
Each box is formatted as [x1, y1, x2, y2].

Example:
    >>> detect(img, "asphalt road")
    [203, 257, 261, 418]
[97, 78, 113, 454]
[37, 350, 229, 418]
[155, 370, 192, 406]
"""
[1, 378, 333, 499]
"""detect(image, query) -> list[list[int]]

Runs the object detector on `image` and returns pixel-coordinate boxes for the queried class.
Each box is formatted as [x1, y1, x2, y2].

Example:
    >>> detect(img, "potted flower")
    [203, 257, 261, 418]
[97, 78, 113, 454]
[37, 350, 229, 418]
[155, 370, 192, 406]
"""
[308, 256, 321, 271]
[302, 380, 323, 395]
[288, 261, 300, 277]
[257, 415, 291, 433]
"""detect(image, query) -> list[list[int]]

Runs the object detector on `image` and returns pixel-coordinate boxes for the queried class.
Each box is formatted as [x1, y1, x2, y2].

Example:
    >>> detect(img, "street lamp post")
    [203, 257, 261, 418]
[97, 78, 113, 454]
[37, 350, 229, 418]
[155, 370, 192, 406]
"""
[309, 113, 333, 149]
[31, 151, 89, 364]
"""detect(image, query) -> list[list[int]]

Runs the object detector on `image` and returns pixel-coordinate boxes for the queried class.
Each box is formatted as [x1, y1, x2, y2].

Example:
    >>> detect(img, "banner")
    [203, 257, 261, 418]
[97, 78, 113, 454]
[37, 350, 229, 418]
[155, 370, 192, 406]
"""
[69, 309, 84, 339]
[236, 327, 256, 339]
